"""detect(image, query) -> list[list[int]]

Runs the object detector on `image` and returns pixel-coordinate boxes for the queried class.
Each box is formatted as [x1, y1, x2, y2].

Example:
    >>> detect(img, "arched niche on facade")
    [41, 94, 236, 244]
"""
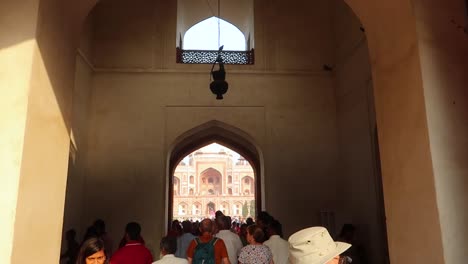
[178, 202, 188, 215]
[173, 176, 181, 196]
[200, 167, 223, 195]
[241, 175, 255, 195]
[167, 120, 262, 225]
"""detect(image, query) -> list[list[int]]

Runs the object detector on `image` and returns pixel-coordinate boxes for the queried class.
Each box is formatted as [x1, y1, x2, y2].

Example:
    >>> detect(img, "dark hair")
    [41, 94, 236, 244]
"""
[216, 215, 229, 230]
[224, 216, 231, 230]
[76, 237, 105, 264]
[171, 220, 180, 229]
[247, 225, 265, 243]
[160, 236, 177, 254]
[256, 211, 273, 226]
[215, 210, 225, 218]
[268, 219, 284, 238]
[125, 222, 141, 241]
[182, 220, 192, 233]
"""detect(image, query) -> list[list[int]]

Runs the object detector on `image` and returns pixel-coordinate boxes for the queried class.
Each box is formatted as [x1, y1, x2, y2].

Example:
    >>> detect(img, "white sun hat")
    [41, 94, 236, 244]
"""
[288, 226, 351, 264]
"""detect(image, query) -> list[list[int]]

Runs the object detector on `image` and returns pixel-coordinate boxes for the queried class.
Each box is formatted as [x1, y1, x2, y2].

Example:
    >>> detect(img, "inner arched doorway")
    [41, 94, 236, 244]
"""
[167, 120, 262, 228]
[172, 143, 257, 221]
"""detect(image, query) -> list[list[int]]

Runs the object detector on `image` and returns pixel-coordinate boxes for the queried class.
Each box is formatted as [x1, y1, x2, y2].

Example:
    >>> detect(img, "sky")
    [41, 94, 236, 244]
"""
[180, 143, 243, 164]
[183, 17, 246, 51]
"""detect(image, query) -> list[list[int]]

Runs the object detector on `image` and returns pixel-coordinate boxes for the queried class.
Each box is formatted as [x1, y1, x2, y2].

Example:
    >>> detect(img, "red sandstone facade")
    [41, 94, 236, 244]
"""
[173, 144, 255, 220]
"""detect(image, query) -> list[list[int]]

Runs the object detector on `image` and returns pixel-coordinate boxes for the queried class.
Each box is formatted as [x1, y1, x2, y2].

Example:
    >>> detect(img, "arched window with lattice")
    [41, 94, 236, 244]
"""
[176, 0, 254, 64]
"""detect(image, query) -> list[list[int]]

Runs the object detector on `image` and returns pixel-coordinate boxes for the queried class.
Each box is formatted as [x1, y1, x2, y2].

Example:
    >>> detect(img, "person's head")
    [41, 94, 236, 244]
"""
[215, 210, 224, 219]
[256, 211, 273, 228]
[182, 220, 192, 233]
[200, 218, 213, 235]
[240, 224, 248, 237]
[76, 237, 106, 264]
[125, 222, 141, 241]
[192, 221, 200, 236]
[160, 236, 177, 255]
[268, 219, 283, 238]
[215, 215, 229, 231]
[171, 220, 181, 232]
[246, 225, 265, 244]
[246, 217, 254, 226]
[289, 226, 351, 264]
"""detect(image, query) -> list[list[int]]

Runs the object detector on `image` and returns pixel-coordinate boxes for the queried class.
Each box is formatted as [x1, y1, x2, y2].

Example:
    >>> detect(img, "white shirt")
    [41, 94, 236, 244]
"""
[264, 235, 290, 264]
[215, 230, 243, 264]
[176, 233, 195, 258]
[152, 254, 188, 264]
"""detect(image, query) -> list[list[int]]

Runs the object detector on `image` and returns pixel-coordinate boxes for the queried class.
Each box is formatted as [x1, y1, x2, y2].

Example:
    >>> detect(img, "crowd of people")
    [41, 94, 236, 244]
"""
[62, 211, 355, 264]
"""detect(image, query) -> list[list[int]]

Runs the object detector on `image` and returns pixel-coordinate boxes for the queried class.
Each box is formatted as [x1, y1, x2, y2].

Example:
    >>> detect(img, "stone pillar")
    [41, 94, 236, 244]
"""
[413, 0, 468, 262]
[0, 2, 41, 263]
[345, 0, 446, 263]
[1, 0, 76, 263]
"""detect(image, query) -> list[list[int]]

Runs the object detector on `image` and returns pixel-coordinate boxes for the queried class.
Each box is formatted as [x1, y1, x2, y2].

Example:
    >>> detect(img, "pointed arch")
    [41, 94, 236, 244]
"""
[178, 202, 188, 215]
[192, 202, 202, 215]
[169, 120, 262, 174]
[241, 176, 255, 195]
[167, 120, 263, 225]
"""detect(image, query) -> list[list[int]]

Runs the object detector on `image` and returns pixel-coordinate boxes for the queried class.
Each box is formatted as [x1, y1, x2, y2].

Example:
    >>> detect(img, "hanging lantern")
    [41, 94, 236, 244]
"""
[210, 46, 228, 100]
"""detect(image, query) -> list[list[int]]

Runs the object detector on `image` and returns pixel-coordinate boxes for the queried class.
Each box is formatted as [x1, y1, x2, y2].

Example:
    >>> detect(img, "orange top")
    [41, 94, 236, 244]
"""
[186, 234, 229, 263]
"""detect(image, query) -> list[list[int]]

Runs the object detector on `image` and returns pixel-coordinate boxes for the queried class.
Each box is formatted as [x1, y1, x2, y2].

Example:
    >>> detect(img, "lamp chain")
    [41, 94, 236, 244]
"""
[218, 0, 221, 48]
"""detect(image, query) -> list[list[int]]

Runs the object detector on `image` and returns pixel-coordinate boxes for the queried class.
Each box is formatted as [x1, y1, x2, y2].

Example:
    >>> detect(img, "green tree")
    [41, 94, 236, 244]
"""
[249, 200, 255, 218]
[242, 201, 248, 218]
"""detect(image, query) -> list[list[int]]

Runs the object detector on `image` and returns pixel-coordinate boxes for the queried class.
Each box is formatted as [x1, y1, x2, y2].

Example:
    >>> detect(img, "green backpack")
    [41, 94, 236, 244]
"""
[193, 237, 218, 264]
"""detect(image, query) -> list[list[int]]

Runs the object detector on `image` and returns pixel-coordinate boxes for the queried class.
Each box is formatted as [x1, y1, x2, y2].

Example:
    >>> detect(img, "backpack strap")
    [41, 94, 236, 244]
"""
[210, 237, 218, 245]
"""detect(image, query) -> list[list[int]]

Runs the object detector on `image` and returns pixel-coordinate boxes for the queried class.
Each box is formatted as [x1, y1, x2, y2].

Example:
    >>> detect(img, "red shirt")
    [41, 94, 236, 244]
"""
[187, 234, 229, 263]
[110, 241, 153, 264]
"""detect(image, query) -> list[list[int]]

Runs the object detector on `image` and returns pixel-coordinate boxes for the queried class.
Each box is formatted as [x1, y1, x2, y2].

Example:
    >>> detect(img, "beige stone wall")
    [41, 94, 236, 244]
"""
[73, 0, 342, 256]
[332, 1, 388, 263]
[4, 0, 465, 263]
[84, 72, 338, 253]
[0, 2, 40, 263]
[344, 0, 446, 262]
[62, 0, 397, 259]
[413, 0, 468, 262]
[91, 0, 334, 71]
[5, 0, 80, 263]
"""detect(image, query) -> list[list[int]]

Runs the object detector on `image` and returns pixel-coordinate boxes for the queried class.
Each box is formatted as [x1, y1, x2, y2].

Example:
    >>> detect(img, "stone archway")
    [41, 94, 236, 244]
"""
[76, 1, 451, 261]
[2, 0, 465, 263]
[167, 120, 263, 228]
